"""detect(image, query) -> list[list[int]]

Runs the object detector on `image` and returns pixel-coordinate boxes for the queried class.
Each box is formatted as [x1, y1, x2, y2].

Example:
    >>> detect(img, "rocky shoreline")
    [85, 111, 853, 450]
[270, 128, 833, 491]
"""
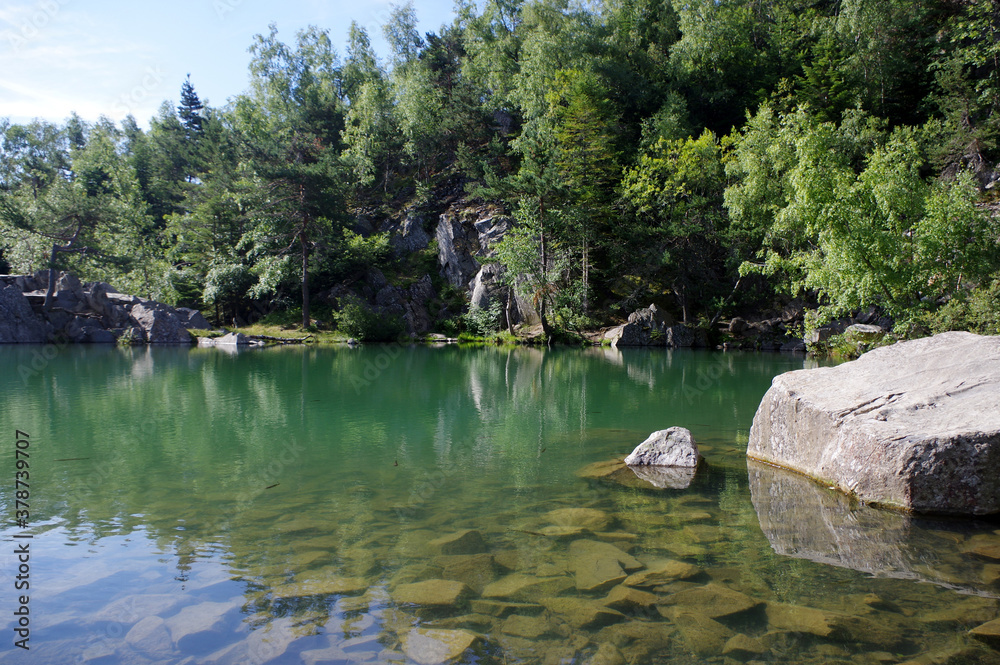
[0, 271, 210, 344]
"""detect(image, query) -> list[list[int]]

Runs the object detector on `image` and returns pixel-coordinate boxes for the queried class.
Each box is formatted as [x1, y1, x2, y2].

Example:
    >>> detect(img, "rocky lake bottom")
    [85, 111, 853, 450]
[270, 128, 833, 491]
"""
[1, 345, 1000, 664]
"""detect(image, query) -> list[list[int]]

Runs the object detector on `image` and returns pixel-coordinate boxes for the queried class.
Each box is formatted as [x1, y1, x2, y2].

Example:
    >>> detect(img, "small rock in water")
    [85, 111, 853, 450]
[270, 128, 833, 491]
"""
[624, 428, 701, 468]
[545, 507, 612, 531]
[401, 628, 480, 665]
[624, 560, 701, 587]
[664, 583, 760, 620]
[584, 642, 627, 665]
[502, 614, 552, 639]
[392, 579, 473, 607]
[427, 529, 487, 555]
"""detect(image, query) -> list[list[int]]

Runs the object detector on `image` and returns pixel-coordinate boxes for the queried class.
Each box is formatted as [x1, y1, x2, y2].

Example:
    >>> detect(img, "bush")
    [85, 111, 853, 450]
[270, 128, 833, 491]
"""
[335, 296, 405, 342]
[461, 302, 503, 337]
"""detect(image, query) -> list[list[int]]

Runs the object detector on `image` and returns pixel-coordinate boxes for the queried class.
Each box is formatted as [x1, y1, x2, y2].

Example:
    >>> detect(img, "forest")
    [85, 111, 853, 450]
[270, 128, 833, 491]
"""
[1, 0, 999, 341]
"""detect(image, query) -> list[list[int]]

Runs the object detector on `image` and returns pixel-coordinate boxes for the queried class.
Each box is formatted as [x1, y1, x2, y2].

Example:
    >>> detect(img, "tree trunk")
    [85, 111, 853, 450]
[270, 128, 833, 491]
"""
[538, 199, 553, 339]
[505, 286, 515, 334]
[43, 244, 60, 312]
[301, 233, 310, 328]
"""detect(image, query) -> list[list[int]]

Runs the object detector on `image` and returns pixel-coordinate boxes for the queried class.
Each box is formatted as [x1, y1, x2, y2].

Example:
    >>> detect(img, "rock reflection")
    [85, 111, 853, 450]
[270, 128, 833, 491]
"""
[748, 460, 999, 596]
[627, 464, 697, 489]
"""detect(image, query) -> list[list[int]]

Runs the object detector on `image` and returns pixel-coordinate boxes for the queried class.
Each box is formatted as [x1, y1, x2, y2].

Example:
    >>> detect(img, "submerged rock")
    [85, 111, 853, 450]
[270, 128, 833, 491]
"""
[392, 580, 472, 607]
[427, 529, 487, 555]
[748, 332, 1000, 515]
[482, 573, 574, 602]
[623, 560, 701, 587]
[545, 508, 612, 532]
[624, 428, 701, 468]
[664, 583, 761, 620]
[568, 540, 643, 593]
[401, 628, 480, 665]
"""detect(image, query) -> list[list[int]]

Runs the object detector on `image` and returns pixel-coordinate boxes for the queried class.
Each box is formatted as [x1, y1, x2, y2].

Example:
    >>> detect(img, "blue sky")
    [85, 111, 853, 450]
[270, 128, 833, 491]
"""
[0, 0, 457, 127]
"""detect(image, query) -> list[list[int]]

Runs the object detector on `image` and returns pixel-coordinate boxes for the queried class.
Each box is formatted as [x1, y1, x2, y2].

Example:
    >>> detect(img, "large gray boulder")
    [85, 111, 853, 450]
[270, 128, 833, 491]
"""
[748, 331, 1000, 515]
[0, 285, 50, 343]
[625, 427, 701, 467]
[130, 302, 194, 344]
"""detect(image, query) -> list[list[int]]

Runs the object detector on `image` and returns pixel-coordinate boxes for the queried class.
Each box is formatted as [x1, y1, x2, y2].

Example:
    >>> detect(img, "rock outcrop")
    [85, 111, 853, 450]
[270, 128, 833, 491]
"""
[0, 271, 210, 344]
[0, 285, 51, 343]
[435, 204, 539, 328]
[606, 305, 706, 348]
[748, 331, 1000, 515]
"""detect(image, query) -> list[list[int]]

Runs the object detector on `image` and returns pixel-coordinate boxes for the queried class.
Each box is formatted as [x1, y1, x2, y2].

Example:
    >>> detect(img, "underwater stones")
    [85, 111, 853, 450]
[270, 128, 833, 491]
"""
[401, 628, 481, 665]
[392, 580, 473, 607]
[569, 540, 644, 592]
[624, 427, 702, 468]
[529, 525, 588, 539]
[165, 598, 241, 650]
[623, 560, 701, 587]
[573, 556, 627, 593]
[545, 507, 612, 531]
[766, 602, 908, 649]
[663, 584, 761, 620]
[540, 597, 627, 630]
[470, 599, 545, 618]
[971, 619, 1000, 647]
[433, 553, 498, 593]
[919, 596, 998, 629]
[602, 585, 658, 611]
[482, 573, 575, 602]
[665, 609, 735, 657]
[502, 614, 553, 639]
[764, 602, 838, 638]
[576, 459, 626, 480]
[94, 593, 183, 623]
[584, 642, 627, 665]
[124, 616, 173, 657]
[427, 529, 487, 555]
[722, 633, 767, 658]
[272, 575, 369, 599]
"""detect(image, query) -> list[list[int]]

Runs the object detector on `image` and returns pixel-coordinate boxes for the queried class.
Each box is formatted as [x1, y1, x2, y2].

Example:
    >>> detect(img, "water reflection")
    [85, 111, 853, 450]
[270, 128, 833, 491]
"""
[18, 344, 989, 664]
[749, 459, 1000, 596]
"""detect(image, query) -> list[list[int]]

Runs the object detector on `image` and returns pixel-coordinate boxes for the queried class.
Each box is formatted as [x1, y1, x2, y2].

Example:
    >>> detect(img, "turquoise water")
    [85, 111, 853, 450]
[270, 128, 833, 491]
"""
[1, 344, 999, 664]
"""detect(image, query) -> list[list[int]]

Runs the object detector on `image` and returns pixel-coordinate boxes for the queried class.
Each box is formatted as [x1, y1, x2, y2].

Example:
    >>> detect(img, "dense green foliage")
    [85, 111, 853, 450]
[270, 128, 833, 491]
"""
[2, 0, 999, 336]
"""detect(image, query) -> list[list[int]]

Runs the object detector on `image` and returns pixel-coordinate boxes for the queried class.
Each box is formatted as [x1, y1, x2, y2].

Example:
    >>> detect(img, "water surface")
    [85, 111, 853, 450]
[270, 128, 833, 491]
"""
[1, 344, 999, 664]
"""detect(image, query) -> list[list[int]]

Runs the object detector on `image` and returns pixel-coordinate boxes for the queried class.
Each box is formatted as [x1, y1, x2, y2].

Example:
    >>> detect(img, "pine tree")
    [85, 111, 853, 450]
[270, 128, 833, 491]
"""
[178, 75, 205, 134]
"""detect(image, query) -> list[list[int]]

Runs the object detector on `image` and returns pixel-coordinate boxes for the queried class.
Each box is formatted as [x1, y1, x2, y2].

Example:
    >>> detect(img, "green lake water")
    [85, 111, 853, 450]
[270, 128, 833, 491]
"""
[2, 344, 1000, 665]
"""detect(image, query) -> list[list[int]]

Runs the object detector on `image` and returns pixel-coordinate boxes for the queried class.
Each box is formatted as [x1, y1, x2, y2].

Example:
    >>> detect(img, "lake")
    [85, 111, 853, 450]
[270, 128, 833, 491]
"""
[1, 344, 999, 665]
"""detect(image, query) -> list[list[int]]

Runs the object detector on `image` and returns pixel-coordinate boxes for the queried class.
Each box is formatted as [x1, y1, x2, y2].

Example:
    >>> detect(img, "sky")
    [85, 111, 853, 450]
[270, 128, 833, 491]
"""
[0, 0, 457, 128]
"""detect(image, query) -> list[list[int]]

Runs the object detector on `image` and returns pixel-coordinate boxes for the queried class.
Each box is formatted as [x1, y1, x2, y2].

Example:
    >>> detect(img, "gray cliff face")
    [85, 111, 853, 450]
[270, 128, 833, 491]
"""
[0, 272, 211, 344]
[0, 285, 51, 343]
[748, 331, 1000, 515]
[435, 206, 539, 328]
